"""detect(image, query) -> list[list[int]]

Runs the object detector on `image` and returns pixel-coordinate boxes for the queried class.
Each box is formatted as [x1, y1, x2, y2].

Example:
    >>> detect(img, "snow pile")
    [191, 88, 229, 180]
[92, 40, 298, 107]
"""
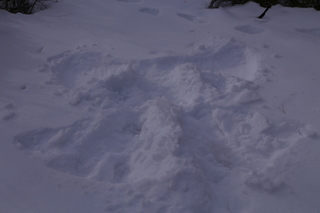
[1, 0, 320, 212]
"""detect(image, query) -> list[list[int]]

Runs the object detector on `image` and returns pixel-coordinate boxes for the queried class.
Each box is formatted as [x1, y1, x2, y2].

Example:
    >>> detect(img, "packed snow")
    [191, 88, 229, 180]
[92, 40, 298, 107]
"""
[1, 0, 320, 212]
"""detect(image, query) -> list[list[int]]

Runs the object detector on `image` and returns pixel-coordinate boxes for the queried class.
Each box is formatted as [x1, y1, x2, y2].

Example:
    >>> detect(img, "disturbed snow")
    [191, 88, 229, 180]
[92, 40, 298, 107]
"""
[1, 1, 320, 213]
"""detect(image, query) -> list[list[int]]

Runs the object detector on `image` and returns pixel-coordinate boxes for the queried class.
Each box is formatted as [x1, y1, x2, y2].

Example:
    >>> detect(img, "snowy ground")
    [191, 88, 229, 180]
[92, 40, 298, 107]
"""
[1, 0, 320, 212]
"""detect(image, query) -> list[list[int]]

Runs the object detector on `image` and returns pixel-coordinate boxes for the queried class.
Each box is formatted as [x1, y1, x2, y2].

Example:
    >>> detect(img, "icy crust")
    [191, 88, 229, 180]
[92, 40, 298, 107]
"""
[14, 40, 306, 212]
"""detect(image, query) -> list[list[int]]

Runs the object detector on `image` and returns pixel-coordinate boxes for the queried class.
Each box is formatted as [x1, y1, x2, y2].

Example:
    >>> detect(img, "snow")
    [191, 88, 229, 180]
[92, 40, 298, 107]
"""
[1, 1, 320, 212]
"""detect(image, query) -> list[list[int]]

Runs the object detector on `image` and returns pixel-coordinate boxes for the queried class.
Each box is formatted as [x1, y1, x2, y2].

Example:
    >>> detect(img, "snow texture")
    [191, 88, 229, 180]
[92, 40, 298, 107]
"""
[1, 1, 320, 213]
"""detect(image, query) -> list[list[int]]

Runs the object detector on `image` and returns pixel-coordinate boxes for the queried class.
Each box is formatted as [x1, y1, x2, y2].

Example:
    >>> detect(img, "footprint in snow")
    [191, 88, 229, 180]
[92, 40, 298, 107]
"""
[4, 103, 14, 110]
[20, 85, 27, 90]
[2, 103, 16, 121]
[2, 112, 16, 121]
[117, 0, 141, 2]
[176, 13, 206, 23]
[139, 8, 159, 16]
[234, 25, 265, 35]
[296, 28, 320, 37]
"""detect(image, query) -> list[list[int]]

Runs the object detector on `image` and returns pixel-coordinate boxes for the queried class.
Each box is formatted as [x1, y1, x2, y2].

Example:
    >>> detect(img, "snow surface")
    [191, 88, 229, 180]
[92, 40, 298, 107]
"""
[1, 0, 320, 212]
